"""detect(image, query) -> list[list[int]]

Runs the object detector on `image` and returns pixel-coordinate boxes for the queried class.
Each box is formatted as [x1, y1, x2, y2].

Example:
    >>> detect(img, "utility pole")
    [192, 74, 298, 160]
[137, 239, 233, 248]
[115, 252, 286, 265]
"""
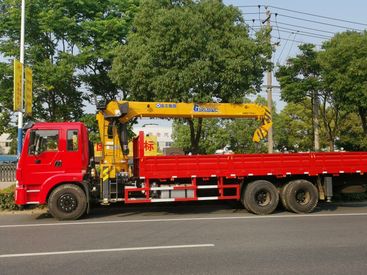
[313, 91, 320, 151]
[264, 8, 273, 153]
[17, 0, 25, 157]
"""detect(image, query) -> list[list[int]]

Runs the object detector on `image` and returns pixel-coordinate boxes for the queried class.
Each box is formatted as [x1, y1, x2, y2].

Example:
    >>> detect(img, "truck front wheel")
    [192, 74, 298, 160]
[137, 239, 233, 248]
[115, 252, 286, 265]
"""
[243, 180, 279, 215]
[284, 180, 318, 214]
[48, 184, 87, 220]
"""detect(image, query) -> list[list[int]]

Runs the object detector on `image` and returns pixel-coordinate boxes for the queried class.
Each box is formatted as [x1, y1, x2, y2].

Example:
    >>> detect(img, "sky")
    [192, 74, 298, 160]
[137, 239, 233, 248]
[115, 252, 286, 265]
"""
[224, 0, 367, 110]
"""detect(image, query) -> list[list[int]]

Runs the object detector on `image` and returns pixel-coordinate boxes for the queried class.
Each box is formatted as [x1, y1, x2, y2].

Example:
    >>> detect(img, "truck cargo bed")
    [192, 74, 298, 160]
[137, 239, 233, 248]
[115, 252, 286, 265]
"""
[134, 133, 367, 179]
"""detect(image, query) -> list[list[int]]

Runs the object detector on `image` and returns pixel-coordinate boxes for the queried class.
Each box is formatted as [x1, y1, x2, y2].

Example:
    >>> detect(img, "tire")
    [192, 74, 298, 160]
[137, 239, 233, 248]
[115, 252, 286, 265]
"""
[48, 184, 87, 220]
[280, 183, 291, 211]
[284, 180, 318, 214]
[243, 180, 279, 215]
[241, 185, 250, 212]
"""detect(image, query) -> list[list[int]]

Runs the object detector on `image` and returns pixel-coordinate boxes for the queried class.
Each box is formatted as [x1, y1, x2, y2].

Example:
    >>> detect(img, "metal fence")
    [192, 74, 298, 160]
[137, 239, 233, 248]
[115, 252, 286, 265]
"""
[0, 163, 16, 182]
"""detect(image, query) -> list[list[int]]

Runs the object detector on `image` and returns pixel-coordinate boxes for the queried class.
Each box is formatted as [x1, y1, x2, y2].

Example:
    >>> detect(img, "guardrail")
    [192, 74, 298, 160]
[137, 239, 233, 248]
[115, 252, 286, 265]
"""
[0, 163, 16, 182]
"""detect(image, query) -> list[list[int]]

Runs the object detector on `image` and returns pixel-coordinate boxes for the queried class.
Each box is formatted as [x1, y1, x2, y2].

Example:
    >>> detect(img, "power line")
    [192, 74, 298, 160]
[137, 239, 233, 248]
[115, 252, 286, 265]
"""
[237, 4, 367, 27]
[277, 13, 363, 32]
[241, 12, 266, 15]
[273, 26, 332, 39]
[276, 29, 328, 40]
[252, 25, 331, 41]
[245, 19, 339, 35]
[271, 36, 322, 48]
[248, 19, 256, 37]
[276, 21, 336, 35]
[286, 32, 300, 61]
[236, 5, 260, 8]
[247, 22, 258, 35]
[242, 6, 324, 63]
[257, 5, 262, 28]
[274, 13, 282, 40]
[244, 19, 262, 22]
[276, 33, 292, 64]
[266, 5, 367, 27]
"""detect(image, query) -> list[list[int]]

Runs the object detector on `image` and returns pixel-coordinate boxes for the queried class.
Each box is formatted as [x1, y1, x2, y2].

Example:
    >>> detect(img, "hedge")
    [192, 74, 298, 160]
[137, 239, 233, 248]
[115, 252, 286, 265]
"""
[0, 185, 19, 210]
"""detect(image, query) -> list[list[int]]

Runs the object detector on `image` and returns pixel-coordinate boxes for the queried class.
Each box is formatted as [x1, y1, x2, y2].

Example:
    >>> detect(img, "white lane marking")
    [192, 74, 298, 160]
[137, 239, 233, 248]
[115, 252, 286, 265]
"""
[1, 212, 367, 229]
[0, 244, 214, 258]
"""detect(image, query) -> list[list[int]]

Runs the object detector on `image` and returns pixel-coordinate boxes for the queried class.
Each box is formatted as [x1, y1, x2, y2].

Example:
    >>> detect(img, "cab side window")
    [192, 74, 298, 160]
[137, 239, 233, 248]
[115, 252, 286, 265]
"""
[67, 130, 79, 151]
[28, 130, 59, 155]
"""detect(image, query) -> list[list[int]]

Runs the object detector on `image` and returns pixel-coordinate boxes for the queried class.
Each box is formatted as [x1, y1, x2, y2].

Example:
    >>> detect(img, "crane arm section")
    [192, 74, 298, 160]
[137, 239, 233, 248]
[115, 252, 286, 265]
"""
[97, 100, 272, 142]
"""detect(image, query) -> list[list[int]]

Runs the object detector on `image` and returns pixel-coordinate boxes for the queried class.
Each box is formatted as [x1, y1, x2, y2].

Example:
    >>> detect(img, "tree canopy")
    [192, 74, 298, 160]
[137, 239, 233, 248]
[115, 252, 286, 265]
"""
[172, 96, 269, 154]
[275, 44, 322, 151]
[318, 31, 367, 135]
[273, 101, 314, 152]
[0, 0, 139, 128]
[275, 42, 355, 151]
[110, 0, 271, 153]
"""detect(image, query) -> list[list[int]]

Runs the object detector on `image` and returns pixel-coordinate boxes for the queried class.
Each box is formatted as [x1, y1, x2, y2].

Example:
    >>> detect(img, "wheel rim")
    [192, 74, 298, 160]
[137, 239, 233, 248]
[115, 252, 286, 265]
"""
[255, 189, 271, 206]
[57, 193, 78, 213]
[295, 189, 311, 205]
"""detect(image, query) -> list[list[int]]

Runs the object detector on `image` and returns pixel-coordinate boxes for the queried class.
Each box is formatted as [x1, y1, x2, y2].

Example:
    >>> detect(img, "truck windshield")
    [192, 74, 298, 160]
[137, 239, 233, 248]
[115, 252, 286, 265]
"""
[28, 130, 59, 155]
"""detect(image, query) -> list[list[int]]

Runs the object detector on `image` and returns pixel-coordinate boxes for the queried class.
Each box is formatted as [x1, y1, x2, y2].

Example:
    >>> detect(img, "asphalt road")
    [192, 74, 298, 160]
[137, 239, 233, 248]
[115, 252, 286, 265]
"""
[1, 201, 367, 275]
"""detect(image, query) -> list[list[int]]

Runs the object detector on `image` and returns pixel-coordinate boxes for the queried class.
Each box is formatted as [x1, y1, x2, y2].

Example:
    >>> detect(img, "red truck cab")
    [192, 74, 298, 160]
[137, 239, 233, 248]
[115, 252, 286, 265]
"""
[15, 122, 90, 216]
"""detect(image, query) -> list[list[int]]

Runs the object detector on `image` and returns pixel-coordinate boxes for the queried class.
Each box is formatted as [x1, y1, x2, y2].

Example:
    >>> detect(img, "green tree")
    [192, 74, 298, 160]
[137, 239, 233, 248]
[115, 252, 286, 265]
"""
[276, 44, 322, 151]
[276, 43, 345, 151]
[0, 57, 18, 152]
[0, 0, 83, 123]
[0, 62, 12, 134]
[172, 117, 268, 154]
[68, 0, 139, 101]
[172, 96, 269, 154]
[0, 0, 139, 133]
[273, 102, 313, 152]
[172, 118, 226, 154]
[111, 0, 271, 153]
[318, 31, 367, 136]
[337, 112, 367, 151]
[79, 113, 100, 143]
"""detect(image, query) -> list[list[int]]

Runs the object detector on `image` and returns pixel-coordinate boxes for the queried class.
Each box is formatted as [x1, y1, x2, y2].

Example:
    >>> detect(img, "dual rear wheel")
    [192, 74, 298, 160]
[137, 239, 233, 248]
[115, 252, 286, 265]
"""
[280, 180, 318, 214]
[242, 179, 318, 215]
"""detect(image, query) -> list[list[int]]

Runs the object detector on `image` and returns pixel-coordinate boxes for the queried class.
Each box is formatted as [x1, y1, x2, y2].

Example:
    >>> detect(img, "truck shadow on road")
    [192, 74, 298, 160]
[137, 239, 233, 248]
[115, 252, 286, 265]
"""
[35, 201, 246, 220]
[314, 201, 367, 212]
[34, 200, 367, 220]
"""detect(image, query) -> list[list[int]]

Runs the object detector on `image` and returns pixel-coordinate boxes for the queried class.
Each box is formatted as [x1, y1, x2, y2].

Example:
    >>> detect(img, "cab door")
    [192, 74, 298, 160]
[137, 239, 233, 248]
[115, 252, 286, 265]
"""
[60, 129, 83, 173]
[23, 129, 64, 186]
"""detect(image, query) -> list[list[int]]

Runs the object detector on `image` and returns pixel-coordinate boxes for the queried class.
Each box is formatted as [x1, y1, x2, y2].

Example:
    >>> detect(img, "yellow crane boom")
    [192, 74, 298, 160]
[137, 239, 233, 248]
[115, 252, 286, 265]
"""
[97, 100, 272, 143]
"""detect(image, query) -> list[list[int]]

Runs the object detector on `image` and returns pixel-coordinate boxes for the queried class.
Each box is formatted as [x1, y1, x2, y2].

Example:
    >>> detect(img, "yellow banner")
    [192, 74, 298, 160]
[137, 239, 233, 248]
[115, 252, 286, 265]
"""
[25, 66, 33, 116]
[13, 59, 22, 111]
[128, 135, 158, 157]
[143, 135, 157, 156]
